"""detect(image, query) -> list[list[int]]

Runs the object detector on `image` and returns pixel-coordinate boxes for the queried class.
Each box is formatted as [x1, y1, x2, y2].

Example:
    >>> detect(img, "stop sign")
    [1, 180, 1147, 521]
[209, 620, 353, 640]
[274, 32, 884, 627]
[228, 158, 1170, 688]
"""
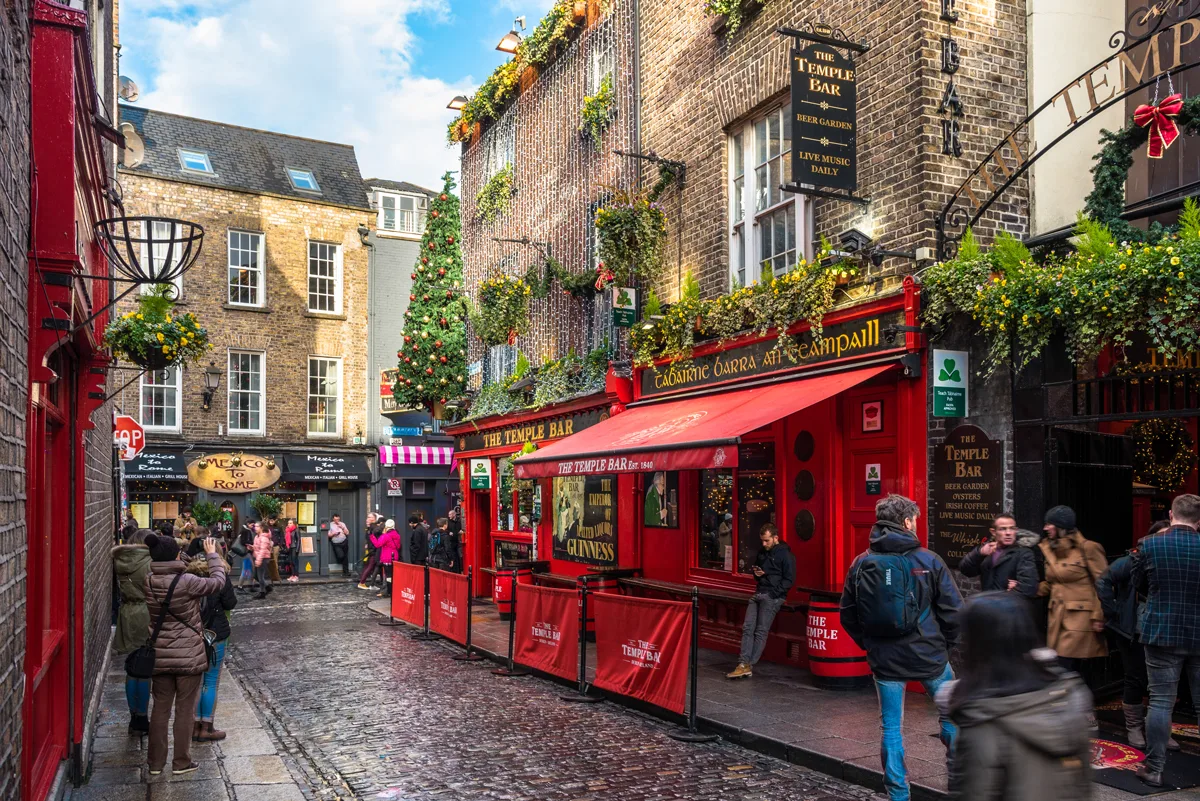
[114, 415, 145, 461]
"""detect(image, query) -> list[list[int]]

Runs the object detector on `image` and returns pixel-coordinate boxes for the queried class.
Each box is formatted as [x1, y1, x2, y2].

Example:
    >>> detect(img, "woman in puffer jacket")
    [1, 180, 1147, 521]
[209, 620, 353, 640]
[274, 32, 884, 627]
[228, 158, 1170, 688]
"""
[252, 522, 274, 599]
[143, 533, 226, 776]
[112, 528, 153, 734]
[371, 519, 403, 598]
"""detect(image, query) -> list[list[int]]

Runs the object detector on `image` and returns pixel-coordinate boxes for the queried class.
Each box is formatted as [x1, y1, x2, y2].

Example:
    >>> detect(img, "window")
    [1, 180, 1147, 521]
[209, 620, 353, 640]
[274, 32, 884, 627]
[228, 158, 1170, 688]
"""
[140, 367, 182, 432]
[228, 351, 264, 434]
[485, 121, 515, 181]
[696, 444, 777, 574]
[698, 468, 734, 571]
[140, 220, 183, 297]
[729, 103, 804, 286]
[486, 344, 518, 384]
[307, 356, 341, 436]
[178, 149, 213, 174]
[287, 168, 320, 192]
[227, 230, 264, 306]
[496, 457, 514, 531]
[411, 481, 426, 495]
[307, 241, 342, 313]
[587, 22, 615, 95]
[378, 193, 428, 234]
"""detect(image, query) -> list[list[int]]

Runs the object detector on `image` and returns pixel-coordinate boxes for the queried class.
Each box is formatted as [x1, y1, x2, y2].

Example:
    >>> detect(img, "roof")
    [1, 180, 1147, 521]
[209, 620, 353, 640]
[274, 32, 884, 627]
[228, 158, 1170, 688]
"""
[118, 105, 370, 210]
[365, 178, 435, 196]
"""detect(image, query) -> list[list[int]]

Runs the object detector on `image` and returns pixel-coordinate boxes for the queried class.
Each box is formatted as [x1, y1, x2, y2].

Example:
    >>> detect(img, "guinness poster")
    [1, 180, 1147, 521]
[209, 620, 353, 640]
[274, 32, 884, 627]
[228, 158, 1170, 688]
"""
[790, 44, 858, 191]
[930, 424, 1005, 568]
[552, 474, 618, 566]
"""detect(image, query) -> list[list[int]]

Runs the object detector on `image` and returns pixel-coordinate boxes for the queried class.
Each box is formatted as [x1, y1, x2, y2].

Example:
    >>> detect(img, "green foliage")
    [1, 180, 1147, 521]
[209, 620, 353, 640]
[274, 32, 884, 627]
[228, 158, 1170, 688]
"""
[706, 0, 764, 38]
[190, 501, 222, 528]
[104, 284, 211, 369]
[514, 351, 531, 379]
[470, 273, 532, 346]
[469, 380, 523, 419]
[644, 286, 662, 317]
[476, 164, 514, 225]
[580, 73, 615, 151]
[681, 269, 700, 301]
[1131, 418, 1195, 490]
[1181, 196, 1200, 240]
[531, 348, 608, 409]
[394, 173, 470, 412]
[248, 494, 282, 521]
[595, 187, 668, 285]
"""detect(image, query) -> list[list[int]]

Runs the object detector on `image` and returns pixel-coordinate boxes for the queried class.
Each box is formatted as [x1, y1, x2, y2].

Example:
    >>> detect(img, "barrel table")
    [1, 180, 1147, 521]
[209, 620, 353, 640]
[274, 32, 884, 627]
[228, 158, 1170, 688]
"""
[804, 590, 871, 690]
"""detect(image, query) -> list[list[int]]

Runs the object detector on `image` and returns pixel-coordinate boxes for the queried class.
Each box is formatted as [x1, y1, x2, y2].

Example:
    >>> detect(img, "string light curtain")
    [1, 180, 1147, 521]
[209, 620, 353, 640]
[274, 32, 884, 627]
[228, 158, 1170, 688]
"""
[460, 2, 638, 378]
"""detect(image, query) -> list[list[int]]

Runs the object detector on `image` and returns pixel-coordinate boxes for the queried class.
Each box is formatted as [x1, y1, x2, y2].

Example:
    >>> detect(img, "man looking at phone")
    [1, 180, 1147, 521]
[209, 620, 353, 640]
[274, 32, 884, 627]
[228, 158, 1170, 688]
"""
[957, 514, 1039, 598]
[727, 523, 794, 679]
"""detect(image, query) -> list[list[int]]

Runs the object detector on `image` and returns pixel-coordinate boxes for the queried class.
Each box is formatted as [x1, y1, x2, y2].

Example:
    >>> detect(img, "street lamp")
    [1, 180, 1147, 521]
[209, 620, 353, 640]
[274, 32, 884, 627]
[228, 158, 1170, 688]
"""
[201, 362, 222, 411]
[446, 95, 468, 111]
[496, 17, 525, 54]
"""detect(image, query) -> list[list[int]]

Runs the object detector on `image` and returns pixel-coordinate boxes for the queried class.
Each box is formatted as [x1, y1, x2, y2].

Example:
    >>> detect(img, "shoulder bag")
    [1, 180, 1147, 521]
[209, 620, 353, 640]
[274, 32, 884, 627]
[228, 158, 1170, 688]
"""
[125, 572, 183, 679]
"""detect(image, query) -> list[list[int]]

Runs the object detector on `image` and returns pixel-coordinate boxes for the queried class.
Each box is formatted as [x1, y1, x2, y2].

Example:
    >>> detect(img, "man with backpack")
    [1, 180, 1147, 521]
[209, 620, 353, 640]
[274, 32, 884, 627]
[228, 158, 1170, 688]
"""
[840, 494, 963, 801]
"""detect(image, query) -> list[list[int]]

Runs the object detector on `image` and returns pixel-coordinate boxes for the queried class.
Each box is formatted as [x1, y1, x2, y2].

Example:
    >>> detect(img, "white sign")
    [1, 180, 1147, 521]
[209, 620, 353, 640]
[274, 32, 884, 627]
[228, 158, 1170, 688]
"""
[385, 478, 403, 497]
[932, 349, 969, 417]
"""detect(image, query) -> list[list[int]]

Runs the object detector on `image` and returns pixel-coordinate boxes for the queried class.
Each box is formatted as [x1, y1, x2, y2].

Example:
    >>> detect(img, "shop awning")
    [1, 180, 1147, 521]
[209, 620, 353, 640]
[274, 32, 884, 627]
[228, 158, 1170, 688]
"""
[282, 454, 371, 482]
[513, 364, 892, 478]
[379, 445, 453, 466]
[123, 451, 189, 481]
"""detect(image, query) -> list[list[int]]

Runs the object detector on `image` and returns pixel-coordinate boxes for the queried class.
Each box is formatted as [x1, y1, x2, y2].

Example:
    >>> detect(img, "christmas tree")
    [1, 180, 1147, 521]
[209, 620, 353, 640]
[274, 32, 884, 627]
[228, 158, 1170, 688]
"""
[392, 173, 469, 417]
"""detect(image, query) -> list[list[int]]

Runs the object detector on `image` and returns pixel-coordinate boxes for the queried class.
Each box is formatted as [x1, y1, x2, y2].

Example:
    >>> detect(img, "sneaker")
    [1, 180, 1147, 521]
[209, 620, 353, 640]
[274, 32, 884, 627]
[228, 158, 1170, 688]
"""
[265, 585, 273, 594]
[255, 593, 267, 600]
[1136, 766, 1164, 787]
[726, 663, 752, 679]
[357, 583, 370, 590]
[148, 769, 163, 776]
[288, 576, 300, 583]
[173, 763, 200, 775]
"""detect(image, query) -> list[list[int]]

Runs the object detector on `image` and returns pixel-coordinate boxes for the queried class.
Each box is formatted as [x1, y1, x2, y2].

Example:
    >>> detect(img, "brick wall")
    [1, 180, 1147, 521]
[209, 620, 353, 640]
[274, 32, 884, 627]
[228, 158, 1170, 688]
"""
[112, 174, 372, 449]
[0, 0, 31, 797]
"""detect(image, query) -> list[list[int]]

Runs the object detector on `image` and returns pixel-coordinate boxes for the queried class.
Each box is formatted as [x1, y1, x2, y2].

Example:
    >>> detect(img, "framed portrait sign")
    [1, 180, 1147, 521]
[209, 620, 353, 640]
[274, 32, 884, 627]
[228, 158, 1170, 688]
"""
[861, 400, 883, 433]
[643, 471, 679, 528]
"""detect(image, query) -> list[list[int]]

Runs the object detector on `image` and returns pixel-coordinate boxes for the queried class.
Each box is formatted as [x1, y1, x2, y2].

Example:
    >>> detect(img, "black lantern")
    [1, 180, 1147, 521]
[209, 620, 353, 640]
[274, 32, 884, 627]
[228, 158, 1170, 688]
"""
[95, 215, 204, 286]
[201, 362, 222, 411]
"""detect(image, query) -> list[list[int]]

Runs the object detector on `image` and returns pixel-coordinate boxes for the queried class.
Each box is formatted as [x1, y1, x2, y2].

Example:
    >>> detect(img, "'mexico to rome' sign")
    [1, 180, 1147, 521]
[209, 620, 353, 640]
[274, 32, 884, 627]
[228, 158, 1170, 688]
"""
[187, 453, 281, 493]
[791, 43, 858, 191]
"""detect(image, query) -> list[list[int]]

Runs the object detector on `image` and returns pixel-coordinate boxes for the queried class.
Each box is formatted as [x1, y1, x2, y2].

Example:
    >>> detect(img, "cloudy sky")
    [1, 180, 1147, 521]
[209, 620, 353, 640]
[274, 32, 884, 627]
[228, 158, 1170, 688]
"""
[118, 0, 554, 191]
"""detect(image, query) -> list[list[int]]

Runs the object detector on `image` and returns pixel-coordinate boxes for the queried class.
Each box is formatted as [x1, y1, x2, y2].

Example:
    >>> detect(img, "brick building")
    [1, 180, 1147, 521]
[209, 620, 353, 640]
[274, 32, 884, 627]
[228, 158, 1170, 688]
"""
[113, 107, 377, 575]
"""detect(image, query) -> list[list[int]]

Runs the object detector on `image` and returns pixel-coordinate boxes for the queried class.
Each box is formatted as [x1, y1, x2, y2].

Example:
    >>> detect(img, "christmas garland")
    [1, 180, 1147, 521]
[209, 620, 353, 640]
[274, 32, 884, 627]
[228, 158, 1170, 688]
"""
[476, 164, 514, 225]
[580, 73, 615, 151]
[1130, 418, 1195, 491]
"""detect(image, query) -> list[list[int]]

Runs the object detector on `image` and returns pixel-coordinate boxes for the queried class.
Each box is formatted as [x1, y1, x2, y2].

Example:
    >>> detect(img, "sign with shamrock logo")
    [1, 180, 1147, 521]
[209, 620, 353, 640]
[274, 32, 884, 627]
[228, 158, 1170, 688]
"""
[612, 286, 637, 328]
[865, 463, 882, 495]
[469, 458, 492, 489]
[933, 349, 969, 417]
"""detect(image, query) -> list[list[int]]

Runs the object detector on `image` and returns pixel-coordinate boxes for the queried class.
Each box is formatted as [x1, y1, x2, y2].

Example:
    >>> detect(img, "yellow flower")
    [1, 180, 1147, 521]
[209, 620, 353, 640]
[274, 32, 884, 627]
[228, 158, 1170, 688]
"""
[1172, 257, 1181, 266]
[156, 332, 165, 342]
[136, 314, 143, 320]
[161, 346, 169, 354]
[1119, 264, 1127, 270]
[166, 315, 172, 323]
[1180, 271, 1186, 279]
[1054, 307, 1062, 314]
[1167, 246, 1174, 254]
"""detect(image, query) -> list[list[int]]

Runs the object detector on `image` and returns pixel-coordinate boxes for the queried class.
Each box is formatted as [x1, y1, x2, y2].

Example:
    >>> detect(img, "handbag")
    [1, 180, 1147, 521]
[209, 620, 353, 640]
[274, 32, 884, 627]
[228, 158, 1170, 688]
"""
[125, 572, 184, 679]
[230, 541, 248, 558]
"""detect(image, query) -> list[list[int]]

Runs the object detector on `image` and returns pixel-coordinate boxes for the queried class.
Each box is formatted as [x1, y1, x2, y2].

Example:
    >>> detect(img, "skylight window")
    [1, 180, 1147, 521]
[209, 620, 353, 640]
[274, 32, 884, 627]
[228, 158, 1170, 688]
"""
[178, 149, 213, 174]
[287, 168, 321, 192]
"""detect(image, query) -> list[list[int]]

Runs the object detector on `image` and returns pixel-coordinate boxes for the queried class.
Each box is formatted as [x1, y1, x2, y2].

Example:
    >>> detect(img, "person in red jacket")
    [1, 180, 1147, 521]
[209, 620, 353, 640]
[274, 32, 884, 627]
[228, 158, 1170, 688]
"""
[371, 519, 403, 598]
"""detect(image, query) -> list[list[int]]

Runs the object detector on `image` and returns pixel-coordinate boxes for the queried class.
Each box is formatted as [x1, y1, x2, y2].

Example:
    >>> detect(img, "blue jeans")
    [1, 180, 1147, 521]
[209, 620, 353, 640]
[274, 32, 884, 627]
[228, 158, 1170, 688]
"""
[1144, 644, 1200, 773]
[874, 662, 956, 801]
[125, 676, 150, 716]
[196, 640, 227, 722]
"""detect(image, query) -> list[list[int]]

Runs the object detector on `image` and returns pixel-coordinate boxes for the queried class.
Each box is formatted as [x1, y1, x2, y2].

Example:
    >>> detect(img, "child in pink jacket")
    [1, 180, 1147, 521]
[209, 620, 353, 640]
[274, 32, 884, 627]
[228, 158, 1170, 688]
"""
[370, 520, 403, 598]
[252, 522, 274, 599]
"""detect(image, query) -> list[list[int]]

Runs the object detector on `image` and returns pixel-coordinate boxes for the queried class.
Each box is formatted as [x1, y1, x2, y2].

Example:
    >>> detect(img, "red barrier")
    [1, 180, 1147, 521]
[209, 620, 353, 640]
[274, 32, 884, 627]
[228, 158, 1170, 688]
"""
[592, 593, 691, 715]
[428, 568, 469, 644]
[513, 583, 579, 681]
[390, 562, 425, 627]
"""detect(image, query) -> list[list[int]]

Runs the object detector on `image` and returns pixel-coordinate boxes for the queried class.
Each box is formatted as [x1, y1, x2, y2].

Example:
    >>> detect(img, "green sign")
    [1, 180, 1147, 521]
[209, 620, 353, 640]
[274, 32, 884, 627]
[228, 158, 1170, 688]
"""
[612, 286, 637, 328]
[933, 349, 968, 417]
[469, 459, 492, 489]
[865, 463, 881, 495]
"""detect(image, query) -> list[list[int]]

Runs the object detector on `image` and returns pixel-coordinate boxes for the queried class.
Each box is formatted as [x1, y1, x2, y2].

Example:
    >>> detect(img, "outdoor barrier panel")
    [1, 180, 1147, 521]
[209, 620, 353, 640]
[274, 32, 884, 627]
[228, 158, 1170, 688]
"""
[390, 562, 426, 627]
[592, 593, 692, 715]
[513, 583, 579, 682]
[428, 568, 469, 645]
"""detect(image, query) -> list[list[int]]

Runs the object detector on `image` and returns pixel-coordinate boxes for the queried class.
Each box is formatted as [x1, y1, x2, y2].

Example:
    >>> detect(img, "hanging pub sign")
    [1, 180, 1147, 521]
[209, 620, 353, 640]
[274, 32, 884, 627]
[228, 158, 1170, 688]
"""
[791, 43, 858, 190]
[930, 424, 1005, 568]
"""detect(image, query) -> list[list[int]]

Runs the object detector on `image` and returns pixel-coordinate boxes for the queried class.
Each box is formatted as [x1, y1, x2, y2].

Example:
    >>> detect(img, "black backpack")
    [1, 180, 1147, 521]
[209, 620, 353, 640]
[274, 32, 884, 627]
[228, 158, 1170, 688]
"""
[853, 551, 930, 638]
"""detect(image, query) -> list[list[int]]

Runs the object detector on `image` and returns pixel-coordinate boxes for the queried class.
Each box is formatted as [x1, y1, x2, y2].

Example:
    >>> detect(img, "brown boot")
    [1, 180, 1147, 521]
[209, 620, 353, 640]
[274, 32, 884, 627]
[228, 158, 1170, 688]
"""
[192, 721, 204, 742]
[198, 722, 226, 742]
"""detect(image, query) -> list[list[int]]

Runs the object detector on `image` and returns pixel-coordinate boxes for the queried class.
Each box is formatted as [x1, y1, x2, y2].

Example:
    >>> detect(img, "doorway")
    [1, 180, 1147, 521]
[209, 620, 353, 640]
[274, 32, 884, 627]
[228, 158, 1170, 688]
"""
[326, 489, 360, 576]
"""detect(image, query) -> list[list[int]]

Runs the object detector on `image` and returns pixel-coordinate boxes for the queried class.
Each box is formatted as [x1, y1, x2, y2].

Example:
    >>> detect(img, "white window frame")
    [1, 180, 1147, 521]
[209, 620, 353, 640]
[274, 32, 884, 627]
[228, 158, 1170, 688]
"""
[307, 356, 342, 437]
[728, 103, 808, 288]
[484, 122, 515, 182]
[376, 192, 428, 235]
[306, 241, 343, 314]
[178, 149, 213, 174]
[227, 230, 265, 307]
[227, 350, 265, 436]
[587, 22, 615, 95]
[287, 168, 321, 192]
[139, 366, 183, 433]
[140, 220, 184, 298]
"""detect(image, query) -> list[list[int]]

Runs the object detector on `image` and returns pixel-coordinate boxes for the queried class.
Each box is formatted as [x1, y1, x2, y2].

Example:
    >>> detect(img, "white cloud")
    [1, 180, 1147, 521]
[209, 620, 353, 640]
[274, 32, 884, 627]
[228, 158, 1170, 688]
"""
[125, 0, 473, 190]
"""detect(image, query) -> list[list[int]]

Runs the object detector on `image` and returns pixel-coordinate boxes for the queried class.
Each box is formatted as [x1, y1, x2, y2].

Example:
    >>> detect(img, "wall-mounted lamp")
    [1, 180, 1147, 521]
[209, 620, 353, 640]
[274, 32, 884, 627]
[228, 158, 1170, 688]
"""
[230, 453, 243, 468]
[447, 95, 469, 111]
[266, 458, 276, 470]
[201, 362, 222, 410]
[197, 456, 209, 470]
[496, 16, 526, 54]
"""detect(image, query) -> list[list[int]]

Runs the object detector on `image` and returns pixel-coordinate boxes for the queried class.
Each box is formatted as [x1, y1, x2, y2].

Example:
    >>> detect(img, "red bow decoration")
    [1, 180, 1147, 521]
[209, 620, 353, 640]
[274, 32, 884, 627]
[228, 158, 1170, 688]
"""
[1134, 93, 1184, 159]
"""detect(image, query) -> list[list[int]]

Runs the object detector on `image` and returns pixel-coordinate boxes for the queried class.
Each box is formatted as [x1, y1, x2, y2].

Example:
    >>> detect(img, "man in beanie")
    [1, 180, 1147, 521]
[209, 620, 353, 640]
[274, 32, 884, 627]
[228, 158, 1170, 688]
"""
[142, 533, 226, 775]
[1038, 505, 1108, 677]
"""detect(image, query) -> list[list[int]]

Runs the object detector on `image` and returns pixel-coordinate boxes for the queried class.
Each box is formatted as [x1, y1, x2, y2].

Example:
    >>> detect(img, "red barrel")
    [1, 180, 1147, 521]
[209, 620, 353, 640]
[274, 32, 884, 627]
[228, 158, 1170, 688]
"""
[493, 567, 534, 620]
[807, 598, 871, 690]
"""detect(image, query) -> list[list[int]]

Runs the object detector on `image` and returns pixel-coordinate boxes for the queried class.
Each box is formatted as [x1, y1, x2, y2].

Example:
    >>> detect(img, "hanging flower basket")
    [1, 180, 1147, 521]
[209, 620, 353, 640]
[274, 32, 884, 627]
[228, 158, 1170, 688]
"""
[103, 284, 211, 370]
[471, 274, 532, 346]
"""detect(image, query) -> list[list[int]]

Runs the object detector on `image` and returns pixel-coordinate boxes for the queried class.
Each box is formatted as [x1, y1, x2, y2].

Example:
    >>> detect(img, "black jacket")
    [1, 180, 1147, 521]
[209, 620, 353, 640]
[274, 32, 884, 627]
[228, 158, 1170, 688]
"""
[841, 522, 963, 681]
[753, 542, 795, 600]
[1097, 551, 1139, 641]
[408, 525, 428, 564]
[429, 529, 459, 571]
[201, 574, 238, 642]
[958, 543, 1039, 599]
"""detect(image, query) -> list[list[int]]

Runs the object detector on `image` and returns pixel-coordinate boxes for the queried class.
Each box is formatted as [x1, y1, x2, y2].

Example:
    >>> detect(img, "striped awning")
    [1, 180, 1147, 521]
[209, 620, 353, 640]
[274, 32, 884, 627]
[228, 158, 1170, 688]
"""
[379, 445, 454, 466]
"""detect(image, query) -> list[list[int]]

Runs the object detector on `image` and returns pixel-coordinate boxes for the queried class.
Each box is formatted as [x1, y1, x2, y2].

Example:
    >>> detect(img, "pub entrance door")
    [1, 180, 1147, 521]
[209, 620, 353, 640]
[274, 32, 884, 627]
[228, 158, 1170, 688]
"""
[1045, 427, 1134, 558]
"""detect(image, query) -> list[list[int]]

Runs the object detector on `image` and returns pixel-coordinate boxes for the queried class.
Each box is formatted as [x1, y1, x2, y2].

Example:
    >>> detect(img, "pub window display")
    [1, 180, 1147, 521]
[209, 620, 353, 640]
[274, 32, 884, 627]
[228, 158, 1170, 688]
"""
[698, 468, 735, 570]
[496, 457, 514, 532]
[696, 443, 777, 574]
[516, 478, 538, 532]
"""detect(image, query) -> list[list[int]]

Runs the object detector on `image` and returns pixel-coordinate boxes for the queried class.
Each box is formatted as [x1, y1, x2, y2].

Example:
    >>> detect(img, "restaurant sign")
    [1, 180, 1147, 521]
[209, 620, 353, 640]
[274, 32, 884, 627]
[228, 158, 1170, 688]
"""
[930, 424, 1005, 568]
[640, 308, 904, 397]
[456, 407, 610, 453]
[187, 453, 281, 493]
[791, 40, 858, 191]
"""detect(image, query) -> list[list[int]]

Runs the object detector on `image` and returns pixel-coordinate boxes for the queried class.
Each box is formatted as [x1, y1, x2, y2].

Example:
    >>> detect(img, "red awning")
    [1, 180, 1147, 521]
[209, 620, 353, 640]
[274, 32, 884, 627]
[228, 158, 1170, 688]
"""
[513, 363, 892, 478]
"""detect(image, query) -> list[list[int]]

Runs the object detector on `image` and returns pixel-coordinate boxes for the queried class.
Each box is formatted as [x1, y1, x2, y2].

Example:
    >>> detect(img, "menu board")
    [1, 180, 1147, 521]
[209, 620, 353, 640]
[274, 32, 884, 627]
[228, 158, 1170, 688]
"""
[495, 539, 532, 568]
[930, 424, 1005, 568]
[552, 474, 618, 566]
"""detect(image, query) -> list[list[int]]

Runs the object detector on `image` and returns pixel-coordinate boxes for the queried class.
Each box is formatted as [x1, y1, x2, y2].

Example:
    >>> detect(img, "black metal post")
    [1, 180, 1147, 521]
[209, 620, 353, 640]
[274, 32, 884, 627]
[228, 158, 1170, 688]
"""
[562, 575, 602, 703]
[411, 563, 439, 641]
[453, 566, 484, 662]
[670, 587, 718, 742]
[376, 563, 405, 627]
[492, 568, 529, 677]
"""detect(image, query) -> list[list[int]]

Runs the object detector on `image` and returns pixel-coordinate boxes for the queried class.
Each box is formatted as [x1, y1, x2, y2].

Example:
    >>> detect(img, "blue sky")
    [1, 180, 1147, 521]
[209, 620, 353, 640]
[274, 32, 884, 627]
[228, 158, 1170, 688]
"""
[118, 0, 554, 190]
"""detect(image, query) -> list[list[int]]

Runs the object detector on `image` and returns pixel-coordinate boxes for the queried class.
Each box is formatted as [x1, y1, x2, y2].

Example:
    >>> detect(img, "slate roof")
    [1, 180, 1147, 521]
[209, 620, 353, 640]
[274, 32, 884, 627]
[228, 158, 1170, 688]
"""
[119, 105, 370, 210]
[365, 178, 435, 197]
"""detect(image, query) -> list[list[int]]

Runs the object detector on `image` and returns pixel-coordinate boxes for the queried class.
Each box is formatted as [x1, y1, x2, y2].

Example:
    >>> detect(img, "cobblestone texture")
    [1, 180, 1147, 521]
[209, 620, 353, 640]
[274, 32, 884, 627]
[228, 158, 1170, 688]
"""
[226, 584, 881, 801]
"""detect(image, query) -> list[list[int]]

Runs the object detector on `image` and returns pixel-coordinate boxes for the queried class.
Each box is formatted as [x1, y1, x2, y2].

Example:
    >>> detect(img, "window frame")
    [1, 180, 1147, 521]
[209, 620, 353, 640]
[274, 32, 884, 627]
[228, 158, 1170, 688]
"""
[691, 436, 779, 581]
[139, 366, 183, 433]
[306, 356, 342, 438]
[484, 122, 515, 182]
[227, 350, 265, 436]
[226, 229, 265, 308]
[376, 191, 427, 235]
[306, 240, 343, 314]
[178, 149, 213, 175]
[287, 167, 321, 193]
[140, 219, 184, 298]
[587, 20, 616, 96]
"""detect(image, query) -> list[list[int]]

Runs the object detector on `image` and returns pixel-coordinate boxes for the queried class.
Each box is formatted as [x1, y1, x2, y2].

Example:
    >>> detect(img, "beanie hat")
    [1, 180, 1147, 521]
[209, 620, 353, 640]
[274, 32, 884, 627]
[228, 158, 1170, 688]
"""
[1044, 505, 1077, 530]
[385, 518, 396, 530]
[144, 533, 181, 562]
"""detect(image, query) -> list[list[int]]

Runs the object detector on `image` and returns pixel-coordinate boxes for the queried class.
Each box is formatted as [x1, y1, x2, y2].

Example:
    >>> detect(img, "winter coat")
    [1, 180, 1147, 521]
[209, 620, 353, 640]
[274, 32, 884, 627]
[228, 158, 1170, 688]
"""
[1134, 525, 1200, 650]
[187, 556, 238, 642]
[753, 542, 796, 600]
[144, 554, 227, 675]
[112, 544, 152, 654]
[408, 525, 428, 564]
[252, 531, 273, 566]
[841, 522, 964, 681]
[1096, 551, 1140, 642]
[958, 542, 1040, 599]
[372, 528, 402, 564]
[947, 676, 1094, 801]
[429, 529, 458, 570]
[1038, 531, 1108, 659]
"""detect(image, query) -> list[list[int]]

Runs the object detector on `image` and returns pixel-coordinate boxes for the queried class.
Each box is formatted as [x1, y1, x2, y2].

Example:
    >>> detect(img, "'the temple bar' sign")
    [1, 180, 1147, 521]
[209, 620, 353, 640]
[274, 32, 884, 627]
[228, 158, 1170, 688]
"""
[790, 43, 858, 191]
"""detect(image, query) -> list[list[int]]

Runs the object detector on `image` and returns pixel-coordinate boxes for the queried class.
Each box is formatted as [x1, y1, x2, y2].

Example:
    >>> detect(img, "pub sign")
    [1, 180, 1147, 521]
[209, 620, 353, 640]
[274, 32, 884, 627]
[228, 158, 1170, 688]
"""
[790, 43, 858, 191]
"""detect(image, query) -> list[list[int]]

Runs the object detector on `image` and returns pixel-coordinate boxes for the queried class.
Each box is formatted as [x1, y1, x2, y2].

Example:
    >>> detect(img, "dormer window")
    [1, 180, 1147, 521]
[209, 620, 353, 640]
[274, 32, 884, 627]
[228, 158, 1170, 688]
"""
[287, 168, 321, 192]
[377, 192, 427, 234]
[178, 149, 213, 174]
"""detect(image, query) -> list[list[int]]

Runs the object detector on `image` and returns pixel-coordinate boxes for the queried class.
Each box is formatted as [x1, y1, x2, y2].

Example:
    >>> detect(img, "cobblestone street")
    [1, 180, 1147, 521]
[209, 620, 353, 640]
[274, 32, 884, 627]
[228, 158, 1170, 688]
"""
[224, 583, 881, 801]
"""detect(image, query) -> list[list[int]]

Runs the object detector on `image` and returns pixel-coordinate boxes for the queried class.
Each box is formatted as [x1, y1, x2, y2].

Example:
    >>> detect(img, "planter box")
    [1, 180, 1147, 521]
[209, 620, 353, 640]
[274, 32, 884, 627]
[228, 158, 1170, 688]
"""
[709, 0, 764, 36]
[519, 65, 539, 93]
